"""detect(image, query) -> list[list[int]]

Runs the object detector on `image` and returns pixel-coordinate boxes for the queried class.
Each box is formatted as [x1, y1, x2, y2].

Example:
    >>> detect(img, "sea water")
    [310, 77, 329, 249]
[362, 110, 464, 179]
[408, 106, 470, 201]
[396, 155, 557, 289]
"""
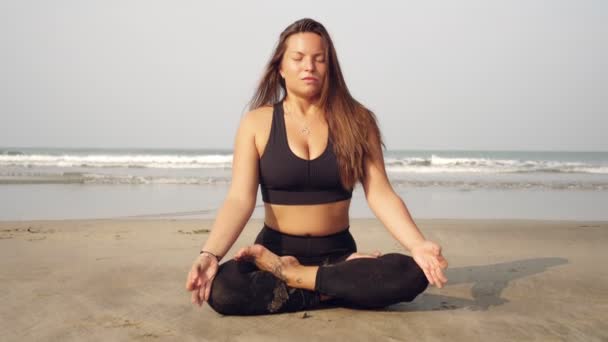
[1, 147, 607, 221]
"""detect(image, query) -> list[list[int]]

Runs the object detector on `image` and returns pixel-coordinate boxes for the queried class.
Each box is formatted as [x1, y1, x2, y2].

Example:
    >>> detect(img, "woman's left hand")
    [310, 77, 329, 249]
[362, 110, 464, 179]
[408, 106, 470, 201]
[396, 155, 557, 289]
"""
[410, 240, 449, 288]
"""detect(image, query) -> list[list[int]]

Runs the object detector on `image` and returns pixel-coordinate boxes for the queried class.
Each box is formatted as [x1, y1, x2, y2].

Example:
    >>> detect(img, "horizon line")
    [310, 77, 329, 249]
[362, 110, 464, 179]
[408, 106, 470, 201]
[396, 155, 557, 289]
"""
[1, 145, 607, 153]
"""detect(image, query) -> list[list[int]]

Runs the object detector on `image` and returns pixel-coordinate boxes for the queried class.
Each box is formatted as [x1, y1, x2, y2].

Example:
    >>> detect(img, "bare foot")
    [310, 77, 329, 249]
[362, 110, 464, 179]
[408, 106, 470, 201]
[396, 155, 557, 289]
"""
[345, 250, 382, 261]
[234, 244, 300, 285]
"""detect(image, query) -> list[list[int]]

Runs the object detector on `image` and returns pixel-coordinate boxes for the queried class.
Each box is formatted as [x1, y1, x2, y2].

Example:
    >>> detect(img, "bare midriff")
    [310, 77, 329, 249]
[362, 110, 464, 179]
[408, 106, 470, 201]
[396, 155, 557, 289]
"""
[263, 198, 351, 236]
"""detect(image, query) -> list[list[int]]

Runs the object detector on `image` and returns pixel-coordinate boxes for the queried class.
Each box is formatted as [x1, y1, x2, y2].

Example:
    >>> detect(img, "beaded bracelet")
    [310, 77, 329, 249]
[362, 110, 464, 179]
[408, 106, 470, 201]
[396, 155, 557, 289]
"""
[199, 250, 220, 262]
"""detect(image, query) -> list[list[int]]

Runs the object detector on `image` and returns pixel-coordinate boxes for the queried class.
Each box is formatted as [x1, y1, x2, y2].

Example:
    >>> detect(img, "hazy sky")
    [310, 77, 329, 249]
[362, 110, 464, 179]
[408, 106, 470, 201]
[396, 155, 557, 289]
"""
[1, 1, 606, 151]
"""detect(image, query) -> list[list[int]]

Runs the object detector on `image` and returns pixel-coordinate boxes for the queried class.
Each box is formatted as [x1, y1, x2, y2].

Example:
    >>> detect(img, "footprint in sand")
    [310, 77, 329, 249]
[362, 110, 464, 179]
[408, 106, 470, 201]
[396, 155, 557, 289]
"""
[27, 236, 47, 241]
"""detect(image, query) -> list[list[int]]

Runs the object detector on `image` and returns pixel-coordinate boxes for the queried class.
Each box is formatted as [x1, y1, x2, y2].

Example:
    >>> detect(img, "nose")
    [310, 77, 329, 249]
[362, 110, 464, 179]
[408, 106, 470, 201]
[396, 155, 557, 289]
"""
[304, 57, 315, 72]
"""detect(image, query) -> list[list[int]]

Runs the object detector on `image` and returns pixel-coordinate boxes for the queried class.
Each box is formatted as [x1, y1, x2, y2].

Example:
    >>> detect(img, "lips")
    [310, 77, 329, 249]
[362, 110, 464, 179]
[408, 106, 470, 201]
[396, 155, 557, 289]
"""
[302, 77, 318, 81]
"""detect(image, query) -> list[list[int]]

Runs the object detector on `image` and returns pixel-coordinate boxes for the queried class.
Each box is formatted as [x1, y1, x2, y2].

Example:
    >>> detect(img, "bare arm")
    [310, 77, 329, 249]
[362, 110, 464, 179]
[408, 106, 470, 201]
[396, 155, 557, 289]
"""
[199, 109, 261, 261]
[361, 128, 448, 288]
[361, 129, 426, 252]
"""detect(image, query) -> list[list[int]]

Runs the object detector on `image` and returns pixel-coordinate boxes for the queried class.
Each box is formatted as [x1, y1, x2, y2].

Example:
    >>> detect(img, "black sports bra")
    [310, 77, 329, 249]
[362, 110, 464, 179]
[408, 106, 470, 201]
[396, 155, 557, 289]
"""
[258, 100, 353, 205]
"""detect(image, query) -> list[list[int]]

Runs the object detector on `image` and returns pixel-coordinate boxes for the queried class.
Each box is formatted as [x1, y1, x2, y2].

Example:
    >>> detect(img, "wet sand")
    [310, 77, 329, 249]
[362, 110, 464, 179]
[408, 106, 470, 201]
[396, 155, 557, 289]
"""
[1, 218, 606, 341]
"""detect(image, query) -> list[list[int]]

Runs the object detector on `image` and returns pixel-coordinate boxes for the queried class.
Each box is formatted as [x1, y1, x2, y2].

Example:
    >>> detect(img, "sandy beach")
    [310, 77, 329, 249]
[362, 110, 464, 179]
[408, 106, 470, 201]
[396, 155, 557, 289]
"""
[1, 218, 606, 341]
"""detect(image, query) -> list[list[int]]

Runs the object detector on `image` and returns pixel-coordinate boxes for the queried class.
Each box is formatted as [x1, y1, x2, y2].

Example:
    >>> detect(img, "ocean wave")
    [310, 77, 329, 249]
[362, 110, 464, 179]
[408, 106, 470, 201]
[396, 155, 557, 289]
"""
[0, 172, 232, 185]
[390, 179, 608, 191]
[1, 172, 607, 190]
[0, 153, 233, 169]
[0, 149, 25, 156]
[384, 154, 608, 174]
[1, 151, 607, 174]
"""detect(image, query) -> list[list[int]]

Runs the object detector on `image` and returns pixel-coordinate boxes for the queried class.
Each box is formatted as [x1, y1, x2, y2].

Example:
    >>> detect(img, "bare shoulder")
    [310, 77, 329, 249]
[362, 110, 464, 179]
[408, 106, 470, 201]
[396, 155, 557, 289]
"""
[243, 105, 274, 158]
[228, 105, 274, 203]
[246, 105, 273, 128]
[233, 106, 271, 138]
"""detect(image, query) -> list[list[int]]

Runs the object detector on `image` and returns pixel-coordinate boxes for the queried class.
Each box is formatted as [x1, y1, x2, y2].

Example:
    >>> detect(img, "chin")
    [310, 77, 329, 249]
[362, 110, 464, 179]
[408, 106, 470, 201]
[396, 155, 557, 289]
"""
[291, 88, 321, 99]
[301, 88, 322, 97]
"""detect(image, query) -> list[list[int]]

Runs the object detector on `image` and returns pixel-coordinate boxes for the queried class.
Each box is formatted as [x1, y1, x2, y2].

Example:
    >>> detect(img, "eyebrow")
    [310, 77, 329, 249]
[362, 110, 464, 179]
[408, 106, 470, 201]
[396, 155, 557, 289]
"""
[289, 51, 325, 56]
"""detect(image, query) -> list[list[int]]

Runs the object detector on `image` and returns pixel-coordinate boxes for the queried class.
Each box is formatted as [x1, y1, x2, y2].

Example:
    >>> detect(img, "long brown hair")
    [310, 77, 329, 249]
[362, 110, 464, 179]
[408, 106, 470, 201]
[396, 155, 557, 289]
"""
[247, 18, 385, 191]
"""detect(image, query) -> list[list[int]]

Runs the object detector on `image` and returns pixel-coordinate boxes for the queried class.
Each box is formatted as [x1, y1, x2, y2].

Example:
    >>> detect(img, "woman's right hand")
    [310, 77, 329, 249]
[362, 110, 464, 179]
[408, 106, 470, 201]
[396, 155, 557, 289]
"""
[185, 253, 219, 307]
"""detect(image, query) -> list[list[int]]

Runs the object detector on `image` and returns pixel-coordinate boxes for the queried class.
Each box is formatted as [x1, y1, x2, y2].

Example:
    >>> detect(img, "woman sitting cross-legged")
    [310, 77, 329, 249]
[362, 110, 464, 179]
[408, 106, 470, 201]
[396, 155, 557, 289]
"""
[185, 18, 448, 316]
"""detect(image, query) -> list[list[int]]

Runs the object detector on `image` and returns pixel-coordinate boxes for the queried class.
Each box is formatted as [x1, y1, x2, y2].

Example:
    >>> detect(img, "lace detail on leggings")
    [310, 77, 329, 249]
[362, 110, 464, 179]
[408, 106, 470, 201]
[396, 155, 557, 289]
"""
[267, 282, 290, 312]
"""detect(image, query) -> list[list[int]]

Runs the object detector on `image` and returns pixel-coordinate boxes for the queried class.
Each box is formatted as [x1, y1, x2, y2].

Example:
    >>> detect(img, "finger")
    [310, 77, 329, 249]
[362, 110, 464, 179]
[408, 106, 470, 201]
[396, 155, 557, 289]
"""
[430, 259, 447, 285]
[437, 268, 448, 284]
[204, 280, 212, 302]
[196, 274, 204, 287]
[191, 287, 200, 305]
[431, 258, 448, 282]
[434, 244, 442, 255]
[438, 266, 448, 283]
[428, 258, 442, 287]
[186, 269, 198, 291]
[430, 266, 442, 288]
[186, 271, 193, 290]
[234, 247, 247, 260]
[437, 254, 448, 269]
[436, 259, 448, 283]
[421, 263, 435, 286]
[189, 264, 202, 288]
[442, 257, 449, 269]
[197, 283, 205, 306]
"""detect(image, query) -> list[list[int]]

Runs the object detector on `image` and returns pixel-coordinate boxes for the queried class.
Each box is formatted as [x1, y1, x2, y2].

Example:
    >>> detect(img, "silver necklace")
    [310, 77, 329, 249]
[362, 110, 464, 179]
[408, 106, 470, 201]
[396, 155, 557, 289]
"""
[284, 102, 312, 136]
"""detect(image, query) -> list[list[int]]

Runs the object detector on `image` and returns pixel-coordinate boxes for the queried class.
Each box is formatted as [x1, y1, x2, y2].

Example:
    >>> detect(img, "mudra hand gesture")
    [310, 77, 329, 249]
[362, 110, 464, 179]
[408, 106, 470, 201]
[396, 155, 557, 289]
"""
[410, 240, 448, 288]
[185, 253, 219, 306]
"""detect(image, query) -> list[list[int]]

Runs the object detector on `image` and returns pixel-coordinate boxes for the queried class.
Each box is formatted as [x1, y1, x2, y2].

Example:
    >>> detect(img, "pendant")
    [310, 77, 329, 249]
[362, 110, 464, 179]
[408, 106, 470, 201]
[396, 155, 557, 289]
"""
[300, 127, 311, 135]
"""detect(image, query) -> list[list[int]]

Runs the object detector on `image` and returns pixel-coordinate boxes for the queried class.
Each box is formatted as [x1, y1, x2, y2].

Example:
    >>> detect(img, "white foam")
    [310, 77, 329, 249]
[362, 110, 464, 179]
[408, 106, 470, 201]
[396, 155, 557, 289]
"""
[1, 151, 607, 174]
[384, 154, 606, 174]
[0, 153, 234, 169]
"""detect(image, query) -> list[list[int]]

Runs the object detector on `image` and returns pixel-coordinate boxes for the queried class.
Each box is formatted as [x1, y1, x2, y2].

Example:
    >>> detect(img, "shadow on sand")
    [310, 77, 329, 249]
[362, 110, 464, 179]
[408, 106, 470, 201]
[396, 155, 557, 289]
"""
[379, 257, 568, 312]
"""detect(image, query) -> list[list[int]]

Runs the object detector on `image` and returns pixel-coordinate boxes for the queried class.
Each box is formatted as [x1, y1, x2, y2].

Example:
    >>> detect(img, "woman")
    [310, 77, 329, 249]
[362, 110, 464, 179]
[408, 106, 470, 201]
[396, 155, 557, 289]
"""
[185, 18, 448, 316]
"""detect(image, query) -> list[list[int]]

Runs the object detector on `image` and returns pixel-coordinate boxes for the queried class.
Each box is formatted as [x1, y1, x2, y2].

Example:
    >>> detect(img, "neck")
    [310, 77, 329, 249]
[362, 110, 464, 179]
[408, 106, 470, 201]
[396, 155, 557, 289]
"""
[284, 95, 322, 119]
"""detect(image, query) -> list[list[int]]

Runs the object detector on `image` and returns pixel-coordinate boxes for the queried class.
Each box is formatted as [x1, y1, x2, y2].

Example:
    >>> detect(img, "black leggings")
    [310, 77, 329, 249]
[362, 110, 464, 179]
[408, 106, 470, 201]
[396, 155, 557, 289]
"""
[207, 224, 428, 316]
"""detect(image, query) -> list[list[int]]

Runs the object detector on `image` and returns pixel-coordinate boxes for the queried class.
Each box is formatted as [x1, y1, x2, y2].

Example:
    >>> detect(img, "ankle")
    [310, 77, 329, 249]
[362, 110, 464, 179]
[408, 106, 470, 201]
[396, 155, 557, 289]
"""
[283, 264, 304, 287]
